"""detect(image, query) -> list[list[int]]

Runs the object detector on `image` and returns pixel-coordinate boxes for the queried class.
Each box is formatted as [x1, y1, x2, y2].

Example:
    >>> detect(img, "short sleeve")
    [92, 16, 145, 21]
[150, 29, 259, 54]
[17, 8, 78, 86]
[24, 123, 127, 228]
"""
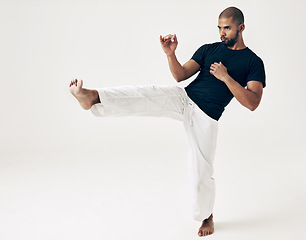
[191, 45, 207, 67]
[246, 56, 266, 88]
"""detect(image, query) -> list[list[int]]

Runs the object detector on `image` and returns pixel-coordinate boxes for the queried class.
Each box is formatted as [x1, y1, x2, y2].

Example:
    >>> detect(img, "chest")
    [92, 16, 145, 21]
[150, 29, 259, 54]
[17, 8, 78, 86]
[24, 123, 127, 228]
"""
[203, 51, 250, 86]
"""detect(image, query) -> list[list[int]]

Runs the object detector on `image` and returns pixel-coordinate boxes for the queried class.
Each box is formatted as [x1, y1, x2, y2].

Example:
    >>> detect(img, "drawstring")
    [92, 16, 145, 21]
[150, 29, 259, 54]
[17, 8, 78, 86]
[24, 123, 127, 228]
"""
[181, 89, 195, 126]
[188, 101, 195, 126]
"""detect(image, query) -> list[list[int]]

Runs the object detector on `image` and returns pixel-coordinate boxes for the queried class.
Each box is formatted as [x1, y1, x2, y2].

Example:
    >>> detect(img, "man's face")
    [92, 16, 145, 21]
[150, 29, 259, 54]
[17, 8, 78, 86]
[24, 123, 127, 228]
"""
[218, 17, 241, 47]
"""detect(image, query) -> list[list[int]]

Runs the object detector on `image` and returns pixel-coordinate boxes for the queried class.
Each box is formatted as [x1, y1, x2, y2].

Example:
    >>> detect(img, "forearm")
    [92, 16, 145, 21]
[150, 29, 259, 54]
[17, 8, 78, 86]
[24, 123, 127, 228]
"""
[223, 76, 261, 111]
[167, 53, 186, 82]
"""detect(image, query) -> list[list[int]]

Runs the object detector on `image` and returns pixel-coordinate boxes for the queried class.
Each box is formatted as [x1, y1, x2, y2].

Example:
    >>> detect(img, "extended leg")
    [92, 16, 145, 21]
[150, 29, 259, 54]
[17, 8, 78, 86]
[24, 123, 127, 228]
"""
[89, 84, 187, 120]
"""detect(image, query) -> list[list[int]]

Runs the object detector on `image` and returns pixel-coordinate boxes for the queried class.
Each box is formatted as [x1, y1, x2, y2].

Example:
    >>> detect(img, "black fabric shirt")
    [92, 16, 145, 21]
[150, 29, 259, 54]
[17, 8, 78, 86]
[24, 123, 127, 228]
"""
[185, 42, 266, 121]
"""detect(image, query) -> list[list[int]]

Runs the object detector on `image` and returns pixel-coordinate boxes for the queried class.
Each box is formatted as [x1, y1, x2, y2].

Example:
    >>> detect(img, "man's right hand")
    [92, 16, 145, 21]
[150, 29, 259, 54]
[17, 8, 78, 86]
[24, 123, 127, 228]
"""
[160, 34, 178, 56]
[160, 34, 200, 82]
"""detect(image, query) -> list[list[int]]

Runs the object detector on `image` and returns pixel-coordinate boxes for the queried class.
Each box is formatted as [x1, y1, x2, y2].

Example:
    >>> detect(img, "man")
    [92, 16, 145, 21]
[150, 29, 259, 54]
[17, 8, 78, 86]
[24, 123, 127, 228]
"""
[69, 6, 266, 237]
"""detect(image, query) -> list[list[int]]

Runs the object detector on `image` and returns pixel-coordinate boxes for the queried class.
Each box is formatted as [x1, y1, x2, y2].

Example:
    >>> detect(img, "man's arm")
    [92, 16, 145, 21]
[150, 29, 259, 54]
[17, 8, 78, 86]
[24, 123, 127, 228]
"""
[223, 77, 263, 111]
[210, 62, 263, 111]
[167, 56, 200, 82]
[160, 34, 200, 82]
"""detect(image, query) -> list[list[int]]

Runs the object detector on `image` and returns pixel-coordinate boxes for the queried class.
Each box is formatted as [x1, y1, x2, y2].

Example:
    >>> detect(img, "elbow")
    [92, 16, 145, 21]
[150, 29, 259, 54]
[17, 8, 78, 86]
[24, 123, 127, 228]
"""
[174, 74, 187, 82]
[247, 91, 262, 111]
[174, 69, 187, 82]
[247, 96, 262, 111]
[174, 77, 181, 82]
[248, 103, 260, 111]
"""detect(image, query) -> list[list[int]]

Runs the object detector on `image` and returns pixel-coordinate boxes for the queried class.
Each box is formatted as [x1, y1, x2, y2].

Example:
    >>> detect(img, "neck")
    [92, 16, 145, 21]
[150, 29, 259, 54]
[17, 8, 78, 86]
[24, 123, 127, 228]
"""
[227, 38, 246, 50]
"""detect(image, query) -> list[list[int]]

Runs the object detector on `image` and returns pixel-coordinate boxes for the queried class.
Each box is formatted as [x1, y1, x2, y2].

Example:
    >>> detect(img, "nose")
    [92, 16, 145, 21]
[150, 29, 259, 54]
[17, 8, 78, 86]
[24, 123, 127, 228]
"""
[220, 29, 225, 36]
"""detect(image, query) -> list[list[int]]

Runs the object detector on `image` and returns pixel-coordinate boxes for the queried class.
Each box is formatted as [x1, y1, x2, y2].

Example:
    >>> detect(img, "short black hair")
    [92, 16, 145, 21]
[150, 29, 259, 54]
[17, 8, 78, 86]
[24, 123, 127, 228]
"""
[219, 6, 244, 26]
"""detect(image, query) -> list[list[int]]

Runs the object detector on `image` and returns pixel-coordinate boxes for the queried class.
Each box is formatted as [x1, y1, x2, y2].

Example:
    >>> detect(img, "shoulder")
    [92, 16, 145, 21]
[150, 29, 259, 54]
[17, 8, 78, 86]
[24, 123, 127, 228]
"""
[194, 42, 222, 55]
[198, 42, 222, 50]
[244, 48, 266, 87]
[245, 48, 265, 66]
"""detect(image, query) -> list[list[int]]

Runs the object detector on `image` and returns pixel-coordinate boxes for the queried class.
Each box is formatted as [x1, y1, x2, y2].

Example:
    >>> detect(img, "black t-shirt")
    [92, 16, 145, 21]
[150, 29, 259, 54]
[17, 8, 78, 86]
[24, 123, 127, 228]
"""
[185, 42, 266, 121]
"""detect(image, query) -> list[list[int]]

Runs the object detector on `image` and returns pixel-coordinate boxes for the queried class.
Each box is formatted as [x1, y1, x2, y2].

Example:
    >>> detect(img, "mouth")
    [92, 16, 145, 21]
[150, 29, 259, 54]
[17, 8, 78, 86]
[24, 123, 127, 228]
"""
[221, 37, 226, 42]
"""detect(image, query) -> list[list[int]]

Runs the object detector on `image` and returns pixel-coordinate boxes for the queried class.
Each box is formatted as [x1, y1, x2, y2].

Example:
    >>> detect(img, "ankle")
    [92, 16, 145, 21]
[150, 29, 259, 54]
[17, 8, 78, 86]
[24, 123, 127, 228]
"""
[92, 90, 101, 105]
[204, 214, 213, 222]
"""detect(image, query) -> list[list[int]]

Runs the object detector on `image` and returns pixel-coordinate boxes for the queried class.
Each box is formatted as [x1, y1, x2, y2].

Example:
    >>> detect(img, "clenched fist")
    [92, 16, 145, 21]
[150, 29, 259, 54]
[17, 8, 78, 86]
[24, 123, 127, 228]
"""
[210, 62, 229, 82]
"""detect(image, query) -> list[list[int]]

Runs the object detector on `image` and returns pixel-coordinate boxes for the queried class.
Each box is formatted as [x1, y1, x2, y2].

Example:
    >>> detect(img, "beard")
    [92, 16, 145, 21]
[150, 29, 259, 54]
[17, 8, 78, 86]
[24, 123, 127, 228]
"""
[221, 30, 239, 47]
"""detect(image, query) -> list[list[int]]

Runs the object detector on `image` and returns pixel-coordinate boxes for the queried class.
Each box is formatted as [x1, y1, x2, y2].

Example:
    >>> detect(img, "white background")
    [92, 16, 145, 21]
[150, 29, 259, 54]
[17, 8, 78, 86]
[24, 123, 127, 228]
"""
[1, 0, 305, 239]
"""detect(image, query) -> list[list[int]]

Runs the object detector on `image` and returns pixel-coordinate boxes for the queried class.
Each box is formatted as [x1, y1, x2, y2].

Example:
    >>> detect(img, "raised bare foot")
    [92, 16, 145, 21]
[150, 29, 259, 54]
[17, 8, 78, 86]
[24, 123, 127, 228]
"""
[69, 79, 100, 110]
[198, 214, 214, 237]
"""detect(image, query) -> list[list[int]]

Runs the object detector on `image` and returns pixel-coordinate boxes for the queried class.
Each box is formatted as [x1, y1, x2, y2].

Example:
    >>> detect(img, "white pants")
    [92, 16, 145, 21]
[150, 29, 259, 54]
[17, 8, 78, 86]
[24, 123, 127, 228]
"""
[90, 85, 218, 221]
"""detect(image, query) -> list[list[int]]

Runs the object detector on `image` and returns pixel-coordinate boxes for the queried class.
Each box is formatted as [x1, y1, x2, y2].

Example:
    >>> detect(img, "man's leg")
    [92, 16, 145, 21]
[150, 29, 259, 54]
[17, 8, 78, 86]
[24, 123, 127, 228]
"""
[183, 99, 218, 237]
[69, 78, 187, 120]
[89, 85, 186, 120]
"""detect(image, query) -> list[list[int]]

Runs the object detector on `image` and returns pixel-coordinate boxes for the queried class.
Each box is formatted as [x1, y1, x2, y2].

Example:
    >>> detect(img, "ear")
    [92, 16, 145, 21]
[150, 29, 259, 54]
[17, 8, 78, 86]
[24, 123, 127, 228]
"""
[239, 24, 245, 32]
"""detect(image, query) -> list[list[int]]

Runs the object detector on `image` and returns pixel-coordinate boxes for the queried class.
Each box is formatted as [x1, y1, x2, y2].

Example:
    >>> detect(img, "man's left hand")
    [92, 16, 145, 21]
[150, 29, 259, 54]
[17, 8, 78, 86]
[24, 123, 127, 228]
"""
[210, 62, 229, 82]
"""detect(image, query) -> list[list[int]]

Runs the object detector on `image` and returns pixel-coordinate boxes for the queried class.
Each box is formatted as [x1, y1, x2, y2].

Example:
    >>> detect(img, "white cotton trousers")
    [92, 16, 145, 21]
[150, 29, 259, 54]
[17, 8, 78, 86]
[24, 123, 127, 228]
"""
[90, 85, 218, 221]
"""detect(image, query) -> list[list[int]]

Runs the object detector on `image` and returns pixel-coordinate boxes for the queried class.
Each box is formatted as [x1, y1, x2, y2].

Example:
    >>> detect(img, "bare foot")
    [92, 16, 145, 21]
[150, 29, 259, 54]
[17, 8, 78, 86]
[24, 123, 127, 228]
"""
[198, 214, 214, 237]
[69, 79, 100, 110]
